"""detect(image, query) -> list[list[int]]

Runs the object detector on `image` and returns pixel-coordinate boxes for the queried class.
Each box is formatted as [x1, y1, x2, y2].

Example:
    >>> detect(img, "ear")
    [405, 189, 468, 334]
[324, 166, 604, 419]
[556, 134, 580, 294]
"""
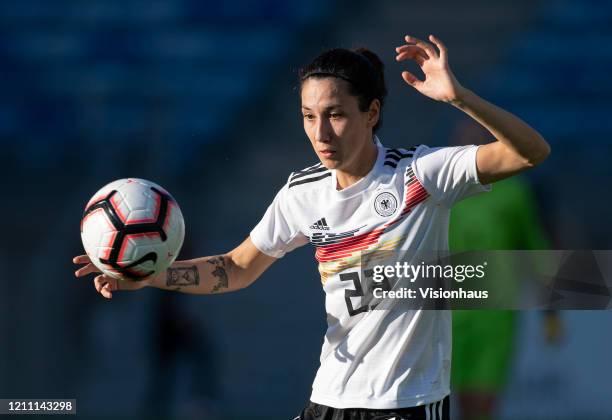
[367, 99, 381, 128]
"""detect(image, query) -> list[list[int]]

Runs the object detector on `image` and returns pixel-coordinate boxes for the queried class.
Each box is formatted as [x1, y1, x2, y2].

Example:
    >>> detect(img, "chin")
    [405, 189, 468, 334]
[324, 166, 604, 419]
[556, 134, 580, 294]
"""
[319, 157, 341, 169]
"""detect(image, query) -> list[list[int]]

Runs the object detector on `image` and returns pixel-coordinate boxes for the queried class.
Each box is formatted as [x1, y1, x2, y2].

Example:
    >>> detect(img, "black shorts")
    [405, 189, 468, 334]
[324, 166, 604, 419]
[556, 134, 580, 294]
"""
[294, 395, 450, 420]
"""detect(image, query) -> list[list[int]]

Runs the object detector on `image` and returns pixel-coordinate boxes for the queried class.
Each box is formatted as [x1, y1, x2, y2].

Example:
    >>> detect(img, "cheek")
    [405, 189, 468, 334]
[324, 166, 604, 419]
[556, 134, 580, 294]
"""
[303, 123, 319, 149]
[303, 122, 315, 141]
[330, 119, 349, 136]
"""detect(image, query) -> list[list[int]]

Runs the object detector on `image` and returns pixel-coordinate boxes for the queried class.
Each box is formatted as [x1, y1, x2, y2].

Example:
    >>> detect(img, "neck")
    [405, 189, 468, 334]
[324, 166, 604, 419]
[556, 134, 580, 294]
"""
[336, 137, 378, 190]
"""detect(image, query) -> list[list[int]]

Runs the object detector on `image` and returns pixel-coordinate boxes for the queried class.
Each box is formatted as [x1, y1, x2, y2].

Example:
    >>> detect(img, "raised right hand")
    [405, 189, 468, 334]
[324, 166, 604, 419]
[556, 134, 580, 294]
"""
[73, 255, 151, 299]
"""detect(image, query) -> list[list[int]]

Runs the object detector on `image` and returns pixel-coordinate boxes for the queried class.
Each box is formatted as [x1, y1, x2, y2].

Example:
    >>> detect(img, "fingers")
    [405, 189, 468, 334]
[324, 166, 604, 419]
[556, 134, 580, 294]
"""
[94, 275, 106, 294]
[404, 35, 438, 59]
[428, 34, 448, 61]
[395, 45, 429, 61]
[73, 255, 91, 265]
[94, 274, 118, 299]
[395, 45, 427, 67]
[102, 283, 113, 299]
[74, 263, 101, 278]
[401, 71, 423, 89]
[396, 50, 426, 67]
[73, 254, 101, 278]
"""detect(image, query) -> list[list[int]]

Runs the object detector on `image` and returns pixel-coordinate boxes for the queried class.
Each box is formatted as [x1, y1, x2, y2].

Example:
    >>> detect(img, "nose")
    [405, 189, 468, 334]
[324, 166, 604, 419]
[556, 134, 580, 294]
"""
[314, 117, 333, 144]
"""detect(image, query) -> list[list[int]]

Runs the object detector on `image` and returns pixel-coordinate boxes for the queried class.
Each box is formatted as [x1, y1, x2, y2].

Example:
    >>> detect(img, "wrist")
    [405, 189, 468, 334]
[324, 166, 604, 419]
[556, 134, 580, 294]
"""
[145, 269, 166, 289]
[447, 85, 471, 107]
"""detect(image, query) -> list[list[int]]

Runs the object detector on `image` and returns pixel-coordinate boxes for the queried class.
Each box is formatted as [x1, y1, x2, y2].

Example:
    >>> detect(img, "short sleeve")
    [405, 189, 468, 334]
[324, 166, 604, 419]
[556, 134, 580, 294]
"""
[249, 184, 309, 258]
[412, 144, 491, 207]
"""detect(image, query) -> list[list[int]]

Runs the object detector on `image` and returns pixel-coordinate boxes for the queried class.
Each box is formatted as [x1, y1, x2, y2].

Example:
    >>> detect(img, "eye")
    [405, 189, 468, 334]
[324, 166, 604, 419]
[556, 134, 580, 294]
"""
[330, 112, 343, 119]
[303, 113, 315, 121]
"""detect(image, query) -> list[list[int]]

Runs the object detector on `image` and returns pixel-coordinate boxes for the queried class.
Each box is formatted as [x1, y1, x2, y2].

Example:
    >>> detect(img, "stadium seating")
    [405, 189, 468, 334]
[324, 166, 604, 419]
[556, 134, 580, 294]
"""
[0, 0, 330, 170]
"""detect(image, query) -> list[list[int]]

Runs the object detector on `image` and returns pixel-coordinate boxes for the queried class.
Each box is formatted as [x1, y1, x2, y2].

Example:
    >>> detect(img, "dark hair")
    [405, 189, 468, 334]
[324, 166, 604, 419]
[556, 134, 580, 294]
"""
[299, 48, 387, 133]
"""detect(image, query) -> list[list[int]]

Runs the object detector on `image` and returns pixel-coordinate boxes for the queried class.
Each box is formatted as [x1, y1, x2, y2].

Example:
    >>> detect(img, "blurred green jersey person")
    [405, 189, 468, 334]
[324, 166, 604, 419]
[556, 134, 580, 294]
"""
[450, 176, 550, 419]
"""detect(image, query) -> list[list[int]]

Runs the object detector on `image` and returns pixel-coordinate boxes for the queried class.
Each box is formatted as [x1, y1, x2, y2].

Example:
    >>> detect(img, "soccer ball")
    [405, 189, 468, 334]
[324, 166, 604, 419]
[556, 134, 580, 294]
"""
[80, 178, 185, 281]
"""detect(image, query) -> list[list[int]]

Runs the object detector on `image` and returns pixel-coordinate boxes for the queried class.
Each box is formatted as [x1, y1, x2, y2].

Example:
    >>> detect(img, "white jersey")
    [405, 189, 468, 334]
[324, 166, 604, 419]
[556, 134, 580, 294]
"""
[250, 137, 490, 409]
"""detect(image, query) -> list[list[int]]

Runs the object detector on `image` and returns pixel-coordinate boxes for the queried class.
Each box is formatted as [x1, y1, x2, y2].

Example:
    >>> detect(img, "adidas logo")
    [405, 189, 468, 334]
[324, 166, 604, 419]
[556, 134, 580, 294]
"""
[309, 217, 330, 230]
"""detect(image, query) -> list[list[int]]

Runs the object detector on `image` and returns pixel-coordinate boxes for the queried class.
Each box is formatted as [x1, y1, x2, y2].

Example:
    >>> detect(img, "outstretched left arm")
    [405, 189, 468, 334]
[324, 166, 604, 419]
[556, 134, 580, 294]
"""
[396, 34, 551, 184]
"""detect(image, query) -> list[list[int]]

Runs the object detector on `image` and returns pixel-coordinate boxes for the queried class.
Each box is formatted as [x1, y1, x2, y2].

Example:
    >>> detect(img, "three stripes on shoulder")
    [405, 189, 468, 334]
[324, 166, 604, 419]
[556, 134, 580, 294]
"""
[288, 163, 330, 188]
[384, 146, 419, 169]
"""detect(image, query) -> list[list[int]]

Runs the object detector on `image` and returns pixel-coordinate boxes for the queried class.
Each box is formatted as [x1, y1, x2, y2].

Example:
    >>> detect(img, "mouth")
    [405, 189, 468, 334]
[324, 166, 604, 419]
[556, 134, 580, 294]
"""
[319, 150, 336, 158]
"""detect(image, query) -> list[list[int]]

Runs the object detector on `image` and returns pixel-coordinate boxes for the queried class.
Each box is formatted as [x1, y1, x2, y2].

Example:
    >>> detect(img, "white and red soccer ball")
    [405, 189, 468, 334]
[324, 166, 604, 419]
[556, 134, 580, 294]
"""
[80, 178, 185, 281]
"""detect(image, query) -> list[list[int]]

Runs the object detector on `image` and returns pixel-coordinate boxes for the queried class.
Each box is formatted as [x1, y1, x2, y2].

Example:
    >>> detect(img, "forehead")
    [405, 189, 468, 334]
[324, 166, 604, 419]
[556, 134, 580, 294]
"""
[300, 77, 356, 108]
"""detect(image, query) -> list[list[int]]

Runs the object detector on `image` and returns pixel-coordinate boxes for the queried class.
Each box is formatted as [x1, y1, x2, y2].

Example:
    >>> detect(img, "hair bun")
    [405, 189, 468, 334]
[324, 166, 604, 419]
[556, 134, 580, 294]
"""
[354, 47, 385, 74]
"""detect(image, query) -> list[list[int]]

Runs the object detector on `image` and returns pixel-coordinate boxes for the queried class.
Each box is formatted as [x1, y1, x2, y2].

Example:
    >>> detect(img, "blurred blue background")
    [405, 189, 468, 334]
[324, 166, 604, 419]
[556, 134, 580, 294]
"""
[0, 0, 611, 419]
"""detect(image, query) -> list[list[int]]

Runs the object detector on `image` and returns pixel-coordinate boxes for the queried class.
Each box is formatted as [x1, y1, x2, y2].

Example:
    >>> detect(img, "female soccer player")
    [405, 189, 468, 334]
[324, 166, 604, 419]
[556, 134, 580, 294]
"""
[74, 34, 550, 419]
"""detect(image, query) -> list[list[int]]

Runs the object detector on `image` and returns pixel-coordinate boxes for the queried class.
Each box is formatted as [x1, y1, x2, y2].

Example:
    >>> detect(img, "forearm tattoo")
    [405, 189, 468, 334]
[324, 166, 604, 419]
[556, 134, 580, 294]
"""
[208, 257, 229, 293]
[166, 266, 200, 291]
